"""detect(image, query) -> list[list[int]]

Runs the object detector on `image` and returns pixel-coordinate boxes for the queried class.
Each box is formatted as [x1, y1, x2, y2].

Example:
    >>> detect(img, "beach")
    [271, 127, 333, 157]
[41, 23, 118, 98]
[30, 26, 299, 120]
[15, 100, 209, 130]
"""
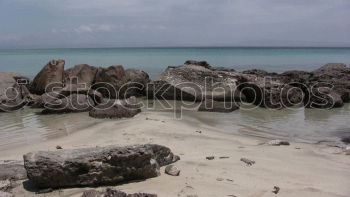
[1, 110, 349, 197]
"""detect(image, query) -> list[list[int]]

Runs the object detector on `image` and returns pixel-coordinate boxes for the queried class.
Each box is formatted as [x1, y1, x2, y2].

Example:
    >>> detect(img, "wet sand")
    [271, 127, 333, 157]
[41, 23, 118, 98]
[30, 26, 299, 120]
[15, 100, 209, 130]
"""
[1, 110, 350, 197]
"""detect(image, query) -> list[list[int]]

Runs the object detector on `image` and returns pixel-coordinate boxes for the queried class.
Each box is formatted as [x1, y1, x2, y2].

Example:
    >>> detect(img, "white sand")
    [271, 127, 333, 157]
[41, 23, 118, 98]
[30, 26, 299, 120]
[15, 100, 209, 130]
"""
[1, 111, 350, 197]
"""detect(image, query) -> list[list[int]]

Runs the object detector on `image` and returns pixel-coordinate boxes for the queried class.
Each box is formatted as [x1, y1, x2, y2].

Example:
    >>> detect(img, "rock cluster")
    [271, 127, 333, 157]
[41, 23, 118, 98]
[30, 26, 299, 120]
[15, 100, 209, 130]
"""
[24, 144, 179, 189]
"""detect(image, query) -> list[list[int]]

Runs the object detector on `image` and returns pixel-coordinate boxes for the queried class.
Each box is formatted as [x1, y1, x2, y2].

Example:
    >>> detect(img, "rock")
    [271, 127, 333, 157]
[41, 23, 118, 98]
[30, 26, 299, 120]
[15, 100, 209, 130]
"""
[82, 188, 158, 197]
[239, 74, 303, 109]
[240, 158, 255, 166]
[242, 69, 269, 77]
[64, 64, 98, 90]
[0, 72, 29, 112]
[184, 60, 211, 69]
[198, 99, 239, 113]
[0, 191, 13, 197]
[344, 147, 350, 155]
[121, 69, 150, 98]
[0, 180, 11, 192]
[272, 186, 280, 194]
[278, 70, 312, 84]
[341, 136, 350, 144]
[206, 156, 215, 160]
[30, 59, 65, 94]
[42, 94, 94, 114]
[24, 144, 179, 189]
[56, 145, 63, 149]
[89, 103, 141, 119]
[268, 140, 290, 146]
[30, 91, 60, 108]
[165, 165, 180, 176]
[81, 190, 102, 197]
[0, 161, 27, 181]
[147, 61, 244, 102]
[305, 87, 343, 108]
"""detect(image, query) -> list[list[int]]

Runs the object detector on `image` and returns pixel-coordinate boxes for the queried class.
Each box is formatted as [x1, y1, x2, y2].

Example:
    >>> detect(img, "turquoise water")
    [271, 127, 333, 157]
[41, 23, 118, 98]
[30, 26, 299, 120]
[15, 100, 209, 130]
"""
[1, 47, 350, 78]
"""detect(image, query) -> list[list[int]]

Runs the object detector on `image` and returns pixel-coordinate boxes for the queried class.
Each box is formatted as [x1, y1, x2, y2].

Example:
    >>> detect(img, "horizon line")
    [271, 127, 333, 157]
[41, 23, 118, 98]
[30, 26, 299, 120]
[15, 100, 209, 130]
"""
[1, 45, 350, 50]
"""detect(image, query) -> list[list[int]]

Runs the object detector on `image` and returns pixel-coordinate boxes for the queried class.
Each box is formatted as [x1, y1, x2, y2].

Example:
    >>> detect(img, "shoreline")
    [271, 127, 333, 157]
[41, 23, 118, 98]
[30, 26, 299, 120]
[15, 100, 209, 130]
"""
[1, 110, 350, 196]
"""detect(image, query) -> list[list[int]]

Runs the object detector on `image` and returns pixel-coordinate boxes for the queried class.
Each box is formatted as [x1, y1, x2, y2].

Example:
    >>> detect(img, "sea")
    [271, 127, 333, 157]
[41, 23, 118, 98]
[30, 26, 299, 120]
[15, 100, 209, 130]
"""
[1, 47, 350, 149]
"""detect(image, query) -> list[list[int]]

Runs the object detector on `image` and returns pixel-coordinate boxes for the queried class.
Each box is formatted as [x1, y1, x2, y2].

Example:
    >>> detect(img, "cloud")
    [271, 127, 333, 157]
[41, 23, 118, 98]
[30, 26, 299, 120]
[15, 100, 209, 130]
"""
[74, 24, 115, 33]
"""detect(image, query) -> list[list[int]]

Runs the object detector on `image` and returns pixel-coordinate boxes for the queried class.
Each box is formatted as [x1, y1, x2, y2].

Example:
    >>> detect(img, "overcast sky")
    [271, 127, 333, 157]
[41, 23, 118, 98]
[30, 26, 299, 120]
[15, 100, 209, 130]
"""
[0, 0, 349, 48]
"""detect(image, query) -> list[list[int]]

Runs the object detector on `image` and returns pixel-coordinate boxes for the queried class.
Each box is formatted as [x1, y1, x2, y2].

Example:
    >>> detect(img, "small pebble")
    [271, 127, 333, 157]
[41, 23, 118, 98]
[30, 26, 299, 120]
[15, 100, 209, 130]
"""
[240, 158, 255, 166]
[165, 165, 180, 176]
[268, 140, 290, 146]
[272, 186, 280, 194]
[216, 178, 224, 181]
[206, 156, 215, 160]
[56, 145, 63, 149]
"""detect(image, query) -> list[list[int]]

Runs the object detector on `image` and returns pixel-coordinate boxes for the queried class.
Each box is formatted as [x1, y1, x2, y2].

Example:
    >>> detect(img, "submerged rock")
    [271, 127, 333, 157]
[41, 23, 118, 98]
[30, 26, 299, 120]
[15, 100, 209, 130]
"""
[24, 144, 179, 189]
[0, 161, 27, 181]
[89, 103, 141, 119]
[198, 99, 239, 113]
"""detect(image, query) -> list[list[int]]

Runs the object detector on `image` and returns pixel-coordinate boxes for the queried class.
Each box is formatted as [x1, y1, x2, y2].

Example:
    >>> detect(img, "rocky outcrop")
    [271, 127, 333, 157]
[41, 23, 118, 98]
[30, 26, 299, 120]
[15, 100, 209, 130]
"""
[42, 94, 94, 114]
[0, 72, 30, 112]
[89, 103, 140, 119]
[239, 74, 303, 109]
[23, 144, 179, 189]
[147, 61, 244, 102]
[64, 64, 98, 91]
[93, 66, 149, 99]
[30, 59, 65, 94]
[198, 99, 239, 113]
[305, 87, 343, 108]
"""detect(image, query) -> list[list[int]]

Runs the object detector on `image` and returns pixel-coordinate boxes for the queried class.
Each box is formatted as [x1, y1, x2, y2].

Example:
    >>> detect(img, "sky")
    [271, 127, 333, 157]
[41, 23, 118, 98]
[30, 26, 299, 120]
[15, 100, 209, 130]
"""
[0, 0, 349, 48]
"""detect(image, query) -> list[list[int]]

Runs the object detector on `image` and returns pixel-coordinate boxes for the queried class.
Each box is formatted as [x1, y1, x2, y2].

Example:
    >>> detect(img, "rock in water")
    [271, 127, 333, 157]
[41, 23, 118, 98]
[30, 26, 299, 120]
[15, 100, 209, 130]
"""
[23, 144, 179, 189]
[198, 99, 239, 113]
[0, 161, 27, 181]
[165, 165, 180, 176]
[89, 104, 141, 119]
[30, 59, 65, 95]
[41, 94, 94, 114]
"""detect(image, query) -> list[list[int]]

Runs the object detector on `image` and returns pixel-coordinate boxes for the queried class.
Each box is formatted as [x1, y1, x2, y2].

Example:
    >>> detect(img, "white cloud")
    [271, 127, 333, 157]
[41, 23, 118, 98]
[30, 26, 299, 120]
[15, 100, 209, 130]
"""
[74, 24, 115, 33]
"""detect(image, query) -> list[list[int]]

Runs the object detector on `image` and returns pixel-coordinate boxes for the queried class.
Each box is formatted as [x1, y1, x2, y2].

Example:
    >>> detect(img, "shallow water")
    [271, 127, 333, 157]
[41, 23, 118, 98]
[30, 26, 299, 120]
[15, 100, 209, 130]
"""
[1, 47, 350, 148]
[0, 107, 103, 150]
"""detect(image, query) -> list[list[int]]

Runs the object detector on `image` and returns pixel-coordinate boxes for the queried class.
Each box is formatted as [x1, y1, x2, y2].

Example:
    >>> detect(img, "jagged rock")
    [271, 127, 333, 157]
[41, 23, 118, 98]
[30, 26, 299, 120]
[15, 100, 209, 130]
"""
[165, 165, 180, 176]
[267, 140, 290, 146]
[239, 74, 303, 109]
[240, 158, 255, 166]
[278, 70, 313, 84]
[198, 99, 239, 113]
[184, 60, 211, 69]
[89, 103, 140, 119]
[305, 87, 343, 108]
[24, 144, 179, 189]
[30, 59, 65, 94]
[42, 94, 94, 114]
[148, 61, 244, 102]
[30, 91, 60, 108]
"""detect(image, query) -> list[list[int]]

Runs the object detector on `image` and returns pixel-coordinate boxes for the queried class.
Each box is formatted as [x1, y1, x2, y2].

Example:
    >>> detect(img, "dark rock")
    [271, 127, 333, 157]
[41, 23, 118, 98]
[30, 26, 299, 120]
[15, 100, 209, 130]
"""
[239, 74, 303, 109]
[206, 156, 215, 160]
[42, 94, 94, 114]
[82, 188, 158, 197]
[198, 99, 239, 113]
[341, 136, 350, 144]
[24, 144, 179, 189]
[89, 104, 140, 119]
[240, 158, 255, 166]
[278, 70, 312, 84]
[305, 87, 343, 108]
[147, 62, 244, 102]
[165, 165, 180, 176]
[272, 186, 280, 194]
[184, 60, 211, 69]
[0, 161, 27, 181]
[30, 59, 65, 94]
[121, 69, 150, 98]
